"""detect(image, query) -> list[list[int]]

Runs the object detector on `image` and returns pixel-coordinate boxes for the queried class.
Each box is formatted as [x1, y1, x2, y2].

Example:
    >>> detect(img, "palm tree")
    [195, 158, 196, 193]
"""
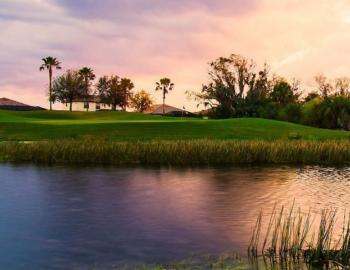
[155, 78, 174, 115]
[79, 67, 96, 112]
[39, 57, 62, 111]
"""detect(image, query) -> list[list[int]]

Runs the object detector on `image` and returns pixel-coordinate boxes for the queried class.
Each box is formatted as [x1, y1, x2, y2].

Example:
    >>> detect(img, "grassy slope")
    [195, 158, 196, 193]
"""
[0, 110, 348, 141]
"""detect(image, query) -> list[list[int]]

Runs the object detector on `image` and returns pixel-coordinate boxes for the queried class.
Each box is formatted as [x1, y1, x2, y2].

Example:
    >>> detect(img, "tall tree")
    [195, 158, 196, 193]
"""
[97, 75, 134, 111]
[155, 78, 174, 115]
[79, 67, 96, 112]
[246, 63, 271, 103]
[39, 56, 62, 111]
[335, 77, 350, 96]
[191, 54, 257, 117]
[131, 90, 154, 112]
[270, 78, 300, 105]
[315, 74, 333, 98]
[97, 76, 120, 111]
[52, 70, 84, 111]
[119, 78, 135, 111]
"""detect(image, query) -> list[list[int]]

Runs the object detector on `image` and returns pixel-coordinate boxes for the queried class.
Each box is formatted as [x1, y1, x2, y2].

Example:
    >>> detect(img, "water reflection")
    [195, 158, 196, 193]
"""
[0, 165, 349, 269]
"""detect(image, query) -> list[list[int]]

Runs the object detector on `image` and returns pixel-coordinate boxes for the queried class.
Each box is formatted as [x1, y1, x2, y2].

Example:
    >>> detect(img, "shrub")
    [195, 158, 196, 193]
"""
[288, 132, 302, 140]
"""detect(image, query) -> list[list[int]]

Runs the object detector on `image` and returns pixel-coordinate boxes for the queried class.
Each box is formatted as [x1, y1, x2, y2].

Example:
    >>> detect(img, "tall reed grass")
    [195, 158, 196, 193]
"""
[1, 139, 350, 165]
[248, 206, 350, 268]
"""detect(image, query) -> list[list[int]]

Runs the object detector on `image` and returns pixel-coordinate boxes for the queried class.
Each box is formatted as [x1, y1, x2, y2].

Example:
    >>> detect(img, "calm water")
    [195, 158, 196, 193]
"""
[1, 165, 350, 269]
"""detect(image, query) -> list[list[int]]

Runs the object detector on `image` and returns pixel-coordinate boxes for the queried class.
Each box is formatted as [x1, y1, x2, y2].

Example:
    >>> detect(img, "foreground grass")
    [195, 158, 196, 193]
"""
[249, 206, 350, 268]
[1, 139, 350, 165]
[0, 110, 349, 141]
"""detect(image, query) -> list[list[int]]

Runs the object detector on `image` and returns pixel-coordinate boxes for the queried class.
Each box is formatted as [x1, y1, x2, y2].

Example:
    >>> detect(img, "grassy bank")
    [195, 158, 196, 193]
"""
[1, 139, 350, 165]
[0, 110, 349, 141]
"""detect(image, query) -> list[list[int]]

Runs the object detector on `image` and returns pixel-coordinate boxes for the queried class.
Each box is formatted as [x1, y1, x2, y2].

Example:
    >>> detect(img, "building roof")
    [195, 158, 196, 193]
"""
[0, 97, 45, 111]
[145, 104, 192, 115]
[0, 97, 30, 106]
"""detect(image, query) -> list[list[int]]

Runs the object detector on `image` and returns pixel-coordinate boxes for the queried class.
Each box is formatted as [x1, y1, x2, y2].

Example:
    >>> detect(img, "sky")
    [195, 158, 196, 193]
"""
[1, 0, 350, 111]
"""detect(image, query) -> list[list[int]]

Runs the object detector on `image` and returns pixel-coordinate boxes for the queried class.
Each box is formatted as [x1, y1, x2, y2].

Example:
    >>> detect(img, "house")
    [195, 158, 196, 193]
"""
[61, 96, 113, 111]
[0, 97, 45, 111]
[145, 104, 196, 117]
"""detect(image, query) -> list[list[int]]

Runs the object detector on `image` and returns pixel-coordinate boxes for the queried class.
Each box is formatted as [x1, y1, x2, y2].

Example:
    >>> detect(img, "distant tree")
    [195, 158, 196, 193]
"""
[304, 91, 320, 103]
[310, 96, 350, 130]
[335, 77, 350, 96]
[131, 90, 154, 112]
[79, 67, 96, 112]
[155, 78, 174, 115]
[270, 78, 300, 105]
[245, 64, 272, 116]
[119, 78, 134, 111]
[278, 103, 302, 123]
[246, 64, 271, 103]
[97, 75, 134, 111]
[97, 75, 121, 111]
[52, 70, 84, 111]
[39, 56, 62, 111]
[315, 74, 333, 98]
[191, 54, 257, 117]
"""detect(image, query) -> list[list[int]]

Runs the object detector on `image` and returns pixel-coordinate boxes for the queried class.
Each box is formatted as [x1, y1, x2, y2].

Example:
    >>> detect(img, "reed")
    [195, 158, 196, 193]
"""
[1, 139, 350, 165]
[249, 206, 350, 268]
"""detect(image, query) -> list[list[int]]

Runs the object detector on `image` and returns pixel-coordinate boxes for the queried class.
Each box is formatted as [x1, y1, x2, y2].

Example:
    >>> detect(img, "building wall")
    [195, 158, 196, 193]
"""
[61, 102, 113, 112]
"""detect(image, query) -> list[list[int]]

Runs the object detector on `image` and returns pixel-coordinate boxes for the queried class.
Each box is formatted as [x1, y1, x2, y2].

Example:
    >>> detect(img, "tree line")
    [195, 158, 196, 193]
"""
[39, 57, 174, 113]
[40, 55, 350, 130]
[190, 54, 350, 130]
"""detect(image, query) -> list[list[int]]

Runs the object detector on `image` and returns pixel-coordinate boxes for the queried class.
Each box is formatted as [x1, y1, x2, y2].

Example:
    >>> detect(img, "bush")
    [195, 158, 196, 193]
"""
[277, 103, 302, 123]
[303, 96, 350, 129]
[288, 132, 302, 140]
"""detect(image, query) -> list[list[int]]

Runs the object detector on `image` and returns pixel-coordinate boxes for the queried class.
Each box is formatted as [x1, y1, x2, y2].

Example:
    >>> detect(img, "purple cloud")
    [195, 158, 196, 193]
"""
[51, 0, 257, 20]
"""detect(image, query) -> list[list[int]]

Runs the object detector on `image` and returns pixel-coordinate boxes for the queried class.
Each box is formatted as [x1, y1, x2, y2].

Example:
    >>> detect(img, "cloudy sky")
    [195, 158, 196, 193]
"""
[1, 0, 350, 110]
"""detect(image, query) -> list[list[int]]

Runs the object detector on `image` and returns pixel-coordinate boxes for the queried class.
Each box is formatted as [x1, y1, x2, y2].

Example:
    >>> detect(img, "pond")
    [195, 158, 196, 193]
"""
[0, 165, 350, 269]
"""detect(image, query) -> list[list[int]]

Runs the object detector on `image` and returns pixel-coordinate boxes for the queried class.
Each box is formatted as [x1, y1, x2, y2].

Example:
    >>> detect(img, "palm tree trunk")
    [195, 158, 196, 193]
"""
[49, 68, 52, 111]
[123, 89, 127, 112]
[85, 79, 89, 112]
[163, 91, 165, 115]
[70, 102, 72, 112]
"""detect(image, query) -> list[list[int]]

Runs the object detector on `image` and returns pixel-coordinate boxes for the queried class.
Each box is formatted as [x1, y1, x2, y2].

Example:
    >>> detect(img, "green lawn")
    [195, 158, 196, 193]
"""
[0, 110, 348, 141]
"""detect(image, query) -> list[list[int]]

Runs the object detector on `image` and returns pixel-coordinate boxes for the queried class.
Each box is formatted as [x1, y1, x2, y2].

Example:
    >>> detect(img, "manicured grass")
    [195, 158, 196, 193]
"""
[0, 110, 349, 141]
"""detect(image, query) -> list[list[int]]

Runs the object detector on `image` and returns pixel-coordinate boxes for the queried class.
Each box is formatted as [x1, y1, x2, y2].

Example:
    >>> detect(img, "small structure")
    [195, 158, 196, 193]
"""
[61, 96, 113, 112]
[0, 97, 45, 111]
[145, 104, 196, 117]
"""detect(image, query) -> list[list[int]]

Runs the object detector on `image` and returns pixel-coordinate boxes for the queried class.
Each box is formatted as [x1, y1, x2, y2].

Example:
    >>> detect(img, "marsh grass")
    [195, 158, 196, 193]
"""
[1, 139, 350, 165]
[104, 253, 245, 270]
[248, 206, 350, 268]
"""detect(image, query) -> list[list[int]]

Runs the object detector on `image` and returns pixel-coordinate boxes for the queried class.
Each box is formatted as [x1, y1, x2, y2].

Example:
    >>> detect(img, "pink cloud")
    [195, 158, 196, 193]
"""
[1, 0, 350, 110]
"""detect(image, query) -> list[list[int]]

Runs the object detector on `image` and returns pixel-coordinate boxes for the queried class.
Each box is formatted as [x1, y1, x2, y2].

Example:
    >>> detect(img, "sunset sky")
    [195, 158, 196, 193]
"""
[1, 0, 350, 110]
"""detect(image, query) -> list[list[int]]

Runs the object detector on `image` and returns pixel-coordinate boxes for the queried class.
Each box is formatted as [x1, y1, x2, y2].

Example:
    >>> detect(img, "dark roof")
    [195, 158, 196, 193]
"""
[0, 97, 45, 111]
[145, 104, 185, 114]
[145, 104, 195, 116]
[0, 97, 29, 106]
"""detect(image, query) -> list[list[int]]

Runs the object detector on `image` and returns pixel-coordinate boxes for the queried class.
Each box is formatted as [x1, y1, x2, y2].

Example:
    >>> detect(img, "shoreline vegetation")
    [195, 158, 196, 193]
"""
[248, 205, 350, 269]
[1, 110, 350, 165]
[1, 139, 350, 165]
[116, 253, 245, 270]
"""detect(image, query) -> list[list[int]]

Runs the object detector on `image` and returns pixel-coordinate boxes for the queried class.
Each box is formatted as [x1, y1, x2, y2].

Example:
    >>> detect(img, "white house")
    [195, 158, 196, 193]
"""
[61, 96, 113, 112]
